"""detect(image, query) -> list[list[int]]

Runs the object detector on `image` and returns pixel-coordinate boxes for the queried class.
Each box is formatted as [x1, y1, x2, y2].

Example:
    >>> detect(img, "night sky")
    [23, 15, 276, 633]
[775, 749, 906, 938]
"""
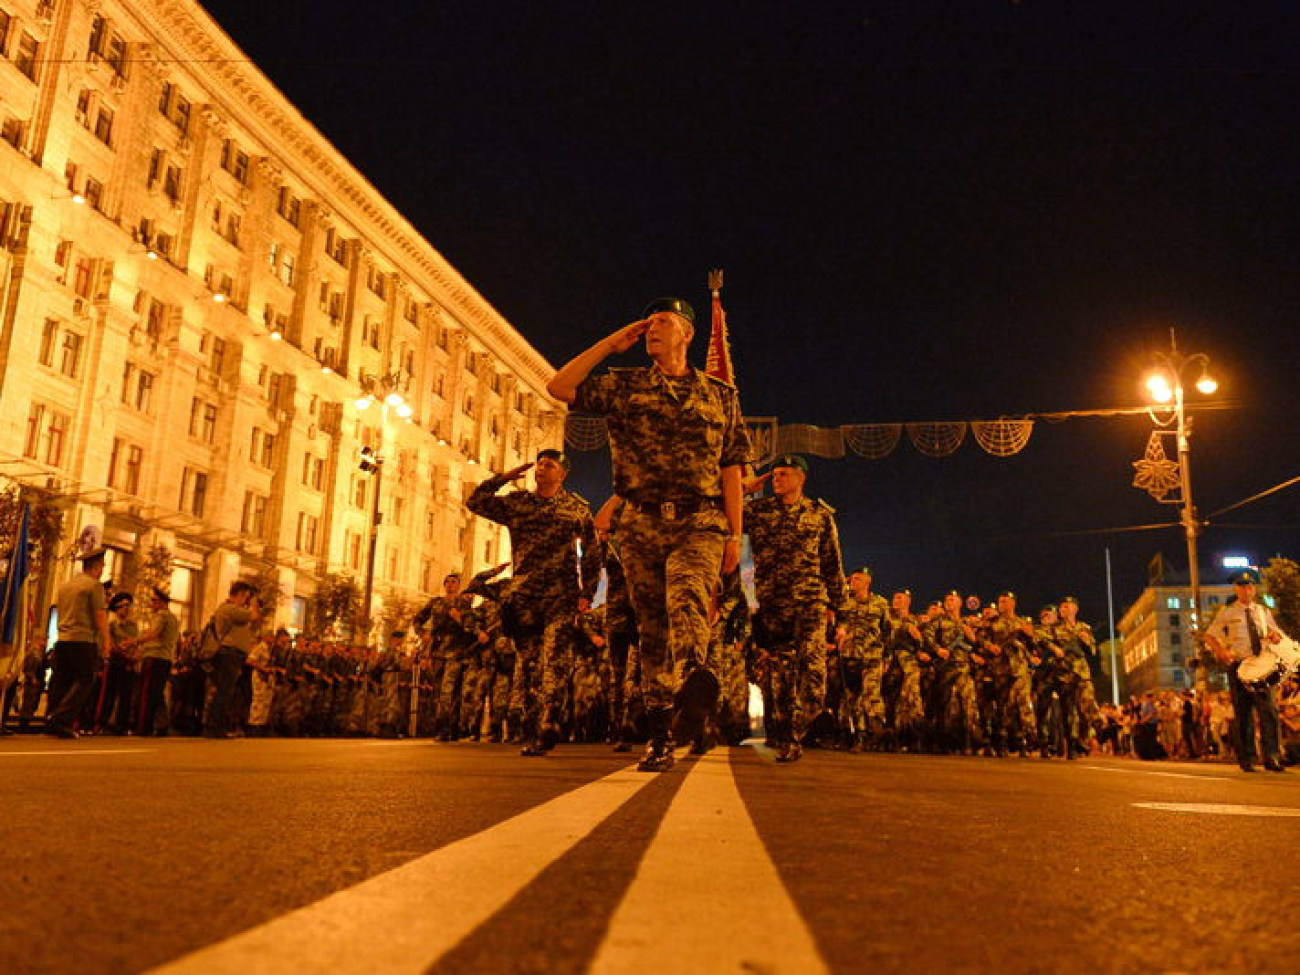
[197, 0, 1300, 633]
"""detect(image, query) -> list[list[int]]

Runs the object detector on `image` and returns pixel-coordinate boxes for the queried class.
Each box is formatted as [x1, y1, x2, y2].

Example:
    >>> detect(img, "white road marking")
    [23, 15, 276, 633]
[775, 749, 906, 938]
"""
[0, 749, 154, 757]
[146, 761, 659, 975]
[1077, 764, 1232, 782]
[1134, 802, 1300, 817]
[591, 749, 830, 975]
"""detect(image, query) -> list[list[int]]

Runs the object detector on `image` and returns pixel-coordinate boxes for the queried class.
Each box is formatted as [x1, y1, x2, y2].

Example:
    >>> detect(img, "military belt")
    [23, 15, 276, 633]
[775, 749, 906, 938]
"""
[630, 496, 723, 521]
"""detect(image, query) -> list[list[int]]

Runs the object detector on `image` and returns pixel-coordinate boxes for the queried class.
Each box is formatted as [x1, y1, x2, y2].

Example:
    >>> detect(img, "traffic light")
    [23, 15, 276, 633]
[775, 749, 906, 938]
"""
[358, 446, 381, 474]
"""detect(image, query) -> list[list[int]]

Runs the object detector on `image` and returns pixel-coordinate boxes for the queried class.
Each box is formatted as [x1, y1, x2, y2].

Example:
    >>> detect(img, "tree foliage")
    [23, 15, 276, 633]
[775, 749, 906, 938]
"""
[311, 572, 360, 637]
[1262, 557, 1300, 639]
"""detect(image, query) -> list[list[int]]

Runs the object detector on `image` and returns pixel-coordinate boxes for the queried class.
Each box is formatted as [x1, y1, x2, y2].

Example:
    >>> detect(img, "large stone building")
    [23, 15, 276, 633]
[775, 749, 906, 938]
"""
[1116, 582, 1235, 695]
[0, 0, 561, 635]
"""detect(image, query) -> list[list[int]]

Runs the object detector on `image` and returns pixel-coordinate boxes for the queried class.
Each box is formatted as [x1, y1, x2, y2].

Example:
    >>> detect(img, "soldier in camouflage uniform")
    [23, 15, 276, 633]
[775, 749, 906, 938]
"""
[596, 542, 640, 751]
[378, 629, 410, 738]
[1058, 596, 1100, 756]
[985, 591, 1038, 757]
[837, 567, 891, 751]
[549, 297, 751, 772]
[464, 565, 517, 742]
[466, 449, 600, 756]
[413, 573, 471, 736]
[711, 568, 753, 748]
[744, 455, 847, 763]
[571, 605, 609, 742]
[885, 589, 928, 752]
[924, 591, 983, 754]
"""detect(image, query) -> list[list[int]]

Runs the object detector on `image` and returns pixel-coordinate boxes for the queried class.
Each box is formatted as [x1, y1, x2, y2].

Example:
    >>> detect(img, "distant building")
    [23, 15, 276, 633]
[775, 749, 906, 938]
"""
[0, 1, 562, 633]
[1116, 583, 1234, 695]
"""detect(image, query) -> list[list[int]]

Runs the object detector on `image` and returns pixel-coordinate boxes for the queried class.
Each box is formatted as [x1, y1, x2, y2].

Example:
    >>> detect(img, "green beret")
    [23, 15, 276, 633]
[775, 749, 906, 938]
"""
[1059, 595, 1079, 606]
[1228, 568, 1260, 585]
[643, 297, 695, 325]
[772, 454, 808, 473]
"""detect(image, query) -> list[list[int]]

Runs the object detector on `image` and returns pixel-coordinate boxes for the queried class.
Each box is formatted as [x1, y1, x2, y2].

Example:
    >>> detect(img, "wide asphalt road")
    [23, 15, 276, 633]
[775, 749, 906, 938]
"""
[1, 737, 1296, 974]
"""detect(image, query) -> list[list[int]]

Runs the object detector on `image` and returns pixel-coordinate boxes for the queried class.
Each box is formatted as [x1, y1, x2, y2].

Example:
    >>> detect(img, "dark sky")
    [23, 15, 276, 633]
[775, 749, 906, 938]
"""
[198, 0, 1300, 632]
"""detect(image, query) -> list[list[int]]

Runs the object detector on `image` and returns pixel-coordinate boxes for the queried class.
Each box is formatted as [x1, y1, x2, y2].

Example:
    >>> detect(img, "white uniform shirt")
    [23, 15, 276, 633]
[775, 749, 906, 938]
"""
[1208, 601, 1280, 661]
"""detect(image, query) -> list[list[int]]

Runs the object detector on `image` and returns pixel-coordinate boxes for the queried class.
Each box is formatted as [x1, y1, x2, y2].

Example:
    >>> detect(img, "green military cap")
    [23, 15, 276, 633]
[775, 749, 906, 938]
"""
[772, 454, 808, 473]
[643, 296, 695, 325]
[997, 590, 1016, 600]
[850, 566, 873, 578]
[1059, 595, 1079, 606]
[536, 448, 570, 470]
[1228, 568, 1260, 585]
[943, 589, 962, 598]
[1040, 604, 1058, 615]
[892, 587, 911, 597]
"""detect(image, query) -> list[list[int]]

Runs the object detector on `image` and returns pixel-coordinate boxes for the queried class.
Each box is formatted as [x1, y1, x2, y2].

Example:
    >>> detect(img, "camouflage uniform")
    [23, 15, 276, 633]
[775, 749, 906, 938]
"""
[574, 365, 751, 754]
[710, 570, 753, 747]
[923, 614, 982, 753]
[414, 594, 474, 736]
[886, 609, 927, 749]
[601, 544, 640, 746]
[745, 494, 847, 751]
[1058, 618, 1101, 753]
[571, 606, 608, 742]
[986, 612, 1038, 754]
[466, 473, 599, 751]
[838, 589, 891, 747]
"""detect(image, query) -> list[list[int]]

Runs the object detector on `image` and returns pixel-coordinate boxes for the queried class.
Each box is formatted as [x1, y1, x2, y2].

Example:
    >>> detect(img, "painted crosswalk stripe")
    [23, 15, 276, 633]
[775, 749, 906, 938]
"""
[146, 762, 660, 975]
[591, 749, 830, 975]
[1078, 764, 1232, 782]
[0, 749, 154, 757]
[1134, 802, 1300, 817]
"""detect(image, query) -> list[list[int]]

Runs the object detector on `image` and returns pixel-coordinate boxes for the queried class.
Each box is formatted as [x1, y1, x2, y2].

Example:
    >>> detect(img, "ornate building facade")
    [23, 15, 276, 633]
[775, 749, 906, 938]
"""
[0, 0, 561, 634]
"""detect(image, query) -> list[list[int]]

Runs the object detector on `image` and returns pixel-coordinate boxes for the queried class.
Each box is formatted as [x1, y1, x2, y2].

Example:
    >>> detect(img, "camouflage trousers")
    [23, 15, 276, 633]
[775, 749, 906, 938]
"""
[839, 654, 886, 737]
[890, 657, 926, 743]
[932, 672, 982, 750]
[761, 601, 828, 744]
[615, 508, 727, 713]
[571, 654, 606, 742]
[380, 672, 408, 733]
[1071, 660, 1100, 742]
[509, 614, 576, 743]
[715, 635, 750, 745]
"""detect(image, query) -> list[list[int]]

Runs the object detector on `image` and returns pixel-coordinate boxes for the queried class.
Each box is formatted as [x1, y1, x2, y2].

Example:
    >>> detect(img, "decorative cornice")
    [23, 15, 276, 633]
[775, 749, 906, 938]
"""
[136, 1, 558, 399]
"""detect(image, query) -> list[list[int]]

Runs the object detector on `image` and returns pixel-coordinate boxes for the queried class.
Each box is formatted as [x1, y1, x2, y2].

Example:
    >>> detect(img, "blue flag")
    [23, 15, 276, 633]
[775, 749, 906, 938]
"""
[2, 502, 31, 645]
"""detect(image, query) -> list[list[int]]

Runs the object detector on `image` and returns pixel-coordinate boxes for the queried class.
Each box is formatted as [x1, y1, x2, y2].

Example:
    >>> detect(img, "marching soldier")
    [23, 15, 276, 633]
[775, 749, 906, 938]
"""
[838, 567, 891, 752]
[885, 589, 927, 752]
[466, 450, 600, 756]
[985, 591, 1038, 757]
[924, 591, 983, 754]
[744, 455, 847, 763]
[1058, 595, 1101, 757]
[549, 297, 752, 772]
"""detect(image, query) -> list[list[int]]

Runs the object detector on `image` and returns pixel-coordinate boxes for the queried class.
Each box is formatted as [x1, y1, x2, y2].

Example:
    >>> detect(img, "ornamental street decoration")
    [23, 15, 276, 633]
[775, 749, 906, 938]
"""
[1132, 431, 1183, 502]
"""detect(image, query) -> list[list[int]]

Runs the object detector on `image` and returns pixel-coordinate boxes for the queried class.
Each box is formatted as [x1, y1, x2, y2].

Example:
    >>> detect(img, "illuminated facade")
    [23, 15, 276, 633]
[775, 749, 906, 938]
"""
[0, 0, 561, 632]
[1116, 583, 1234, 695]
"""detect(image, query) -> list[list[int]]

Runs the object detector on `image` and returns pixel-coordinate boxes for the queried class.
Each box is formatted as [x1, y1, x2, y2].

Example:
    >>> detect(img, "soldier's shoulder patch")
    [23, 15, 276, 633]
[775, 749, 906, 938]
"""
[814, 497, 837, 514]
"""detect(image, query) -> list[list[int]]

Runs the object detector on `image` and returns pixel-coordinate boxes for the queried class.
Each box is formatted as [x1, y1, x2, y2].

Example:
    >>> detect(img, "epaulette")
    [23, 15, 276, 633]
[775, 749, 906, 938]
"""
[701, 370, 737, 390]
[815, 497, 837, 515]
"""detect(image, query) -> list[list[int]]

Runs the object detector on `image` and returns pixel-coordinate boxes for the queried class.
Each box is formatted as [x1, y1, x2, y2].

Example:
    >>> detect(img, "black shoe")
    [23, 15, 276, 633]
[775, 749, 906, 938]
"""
[48, 727, 78, 740]
[637, 738, 675, 772]
[612, 739, 632, 753]
[1264, 762, 1287, 773]
[519, 740, 547, 757]
[1239, 763, 1257, 773]
[776, 741, 803, 763]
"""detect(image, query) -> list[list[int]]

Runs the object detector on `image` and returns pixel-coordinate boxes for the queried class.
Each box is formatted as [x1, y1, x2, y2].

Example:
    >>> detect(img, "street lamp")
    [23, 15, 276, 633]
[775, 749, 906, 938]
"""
[354, 372, 412, 640]
[1138, 328, 1217, 638]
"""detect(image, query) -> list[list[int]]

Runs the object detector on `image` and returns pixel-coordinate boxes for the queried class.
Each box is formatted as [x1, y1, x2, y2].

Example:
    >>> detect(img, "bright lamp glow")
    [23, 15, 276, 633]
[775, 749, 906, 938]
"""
[384, 392, 404, 407]
[1145, 374, 1173, 403]
[396, 404, 413, 419]
[1195, 374, 1218, 395]
[355, 396, 372, 410]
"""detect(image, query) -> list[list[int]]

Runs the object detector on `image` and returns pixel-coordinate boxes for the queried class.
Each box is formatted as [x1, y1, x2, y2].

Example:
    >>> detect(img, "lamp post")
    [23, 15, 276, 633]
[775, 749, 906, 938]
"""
[1140, 328, 1217, 637]
[355, 373, 413, 641]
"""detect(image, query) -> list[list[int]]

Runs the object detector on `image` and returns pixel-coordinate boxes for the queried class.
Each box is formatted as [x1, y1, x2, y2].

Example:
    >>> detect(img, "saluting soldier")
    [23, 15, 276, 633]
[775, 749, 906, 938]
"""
[466, 449, 600, 756]
[743, 455, 848, 763]
[548, 297, 751, 772]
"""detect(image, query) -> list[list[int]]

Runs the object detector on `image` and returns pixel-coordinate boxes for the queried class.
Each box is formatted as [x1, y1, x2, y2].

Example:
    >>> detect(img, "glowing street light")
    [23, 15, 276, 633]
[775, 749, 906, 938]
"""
[1139, 329, 1217, 643]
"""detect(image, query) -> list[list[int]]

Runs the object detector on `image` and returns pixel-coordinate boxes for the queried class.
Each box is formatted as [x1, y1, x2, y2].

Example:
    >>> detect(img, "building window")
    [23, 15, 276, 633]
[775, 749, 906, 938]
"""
[15, 33, 40, 81]
[302, 453, 323, 491]
[219, 139, 250, 183]
[39, 319, 58, 366]
[1165, 597, 1181, 609]
[59, 330, 84, 379]
[295, 512, 319, 554]
[108, 438, 143, 494]
[1170, 632, 1182, 647]
[24, 404, 70, 466]
[276, 187, 301, 227]
[352, 475, 367, 510]
[241, 492, 268, 537]
[93, 105, 114, 146]
[82, 177, 104, 211]
[1168, 613, 1180, 628]
[188, 398, 217, 443]
[181, 468, 208, 517]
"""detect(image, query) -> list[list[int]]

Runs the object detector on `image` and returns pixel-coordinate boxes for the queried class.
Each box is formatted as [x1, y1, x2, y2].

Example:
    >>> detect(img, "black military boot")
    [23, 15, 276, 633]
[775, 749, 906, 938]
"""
[637, 709, 675, 772]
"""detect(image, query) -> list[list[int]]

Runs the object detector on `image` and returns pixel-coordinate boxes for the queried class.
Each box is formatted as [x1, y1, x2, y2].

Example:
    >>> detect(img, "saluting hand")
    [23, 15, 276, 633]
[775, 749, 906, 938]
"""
[502, 462, 534, 483]
[742, 471, 772, 495]
[605, 319, 651, 355]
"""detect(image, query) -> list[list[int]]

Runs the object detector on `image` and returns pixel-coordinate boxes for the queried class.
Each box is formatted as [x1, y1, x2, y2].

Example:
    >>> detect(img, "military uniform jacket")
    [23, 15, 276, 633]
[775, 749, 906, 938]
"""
[840, 591, 891, 657]
[744, 495, 847, 610]
[573, 365, 751, 502]
[924, 615, 973, 675]
[467, 476, 601, 606]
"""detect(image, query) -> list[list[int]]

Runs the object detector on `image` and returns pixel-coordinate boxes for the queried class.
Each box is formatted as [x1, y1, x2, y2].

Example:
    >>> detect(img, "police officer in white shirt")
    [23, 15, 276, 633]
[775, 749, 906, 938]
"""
[1203, 568, 1287, 772]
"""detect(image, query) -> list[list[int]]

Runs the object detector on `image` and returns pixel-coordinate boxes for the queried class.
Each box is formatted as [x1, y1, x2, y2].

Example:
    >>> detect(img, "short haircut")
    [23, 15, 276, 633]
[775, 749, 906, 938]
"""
[230, 581, 259, 597]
